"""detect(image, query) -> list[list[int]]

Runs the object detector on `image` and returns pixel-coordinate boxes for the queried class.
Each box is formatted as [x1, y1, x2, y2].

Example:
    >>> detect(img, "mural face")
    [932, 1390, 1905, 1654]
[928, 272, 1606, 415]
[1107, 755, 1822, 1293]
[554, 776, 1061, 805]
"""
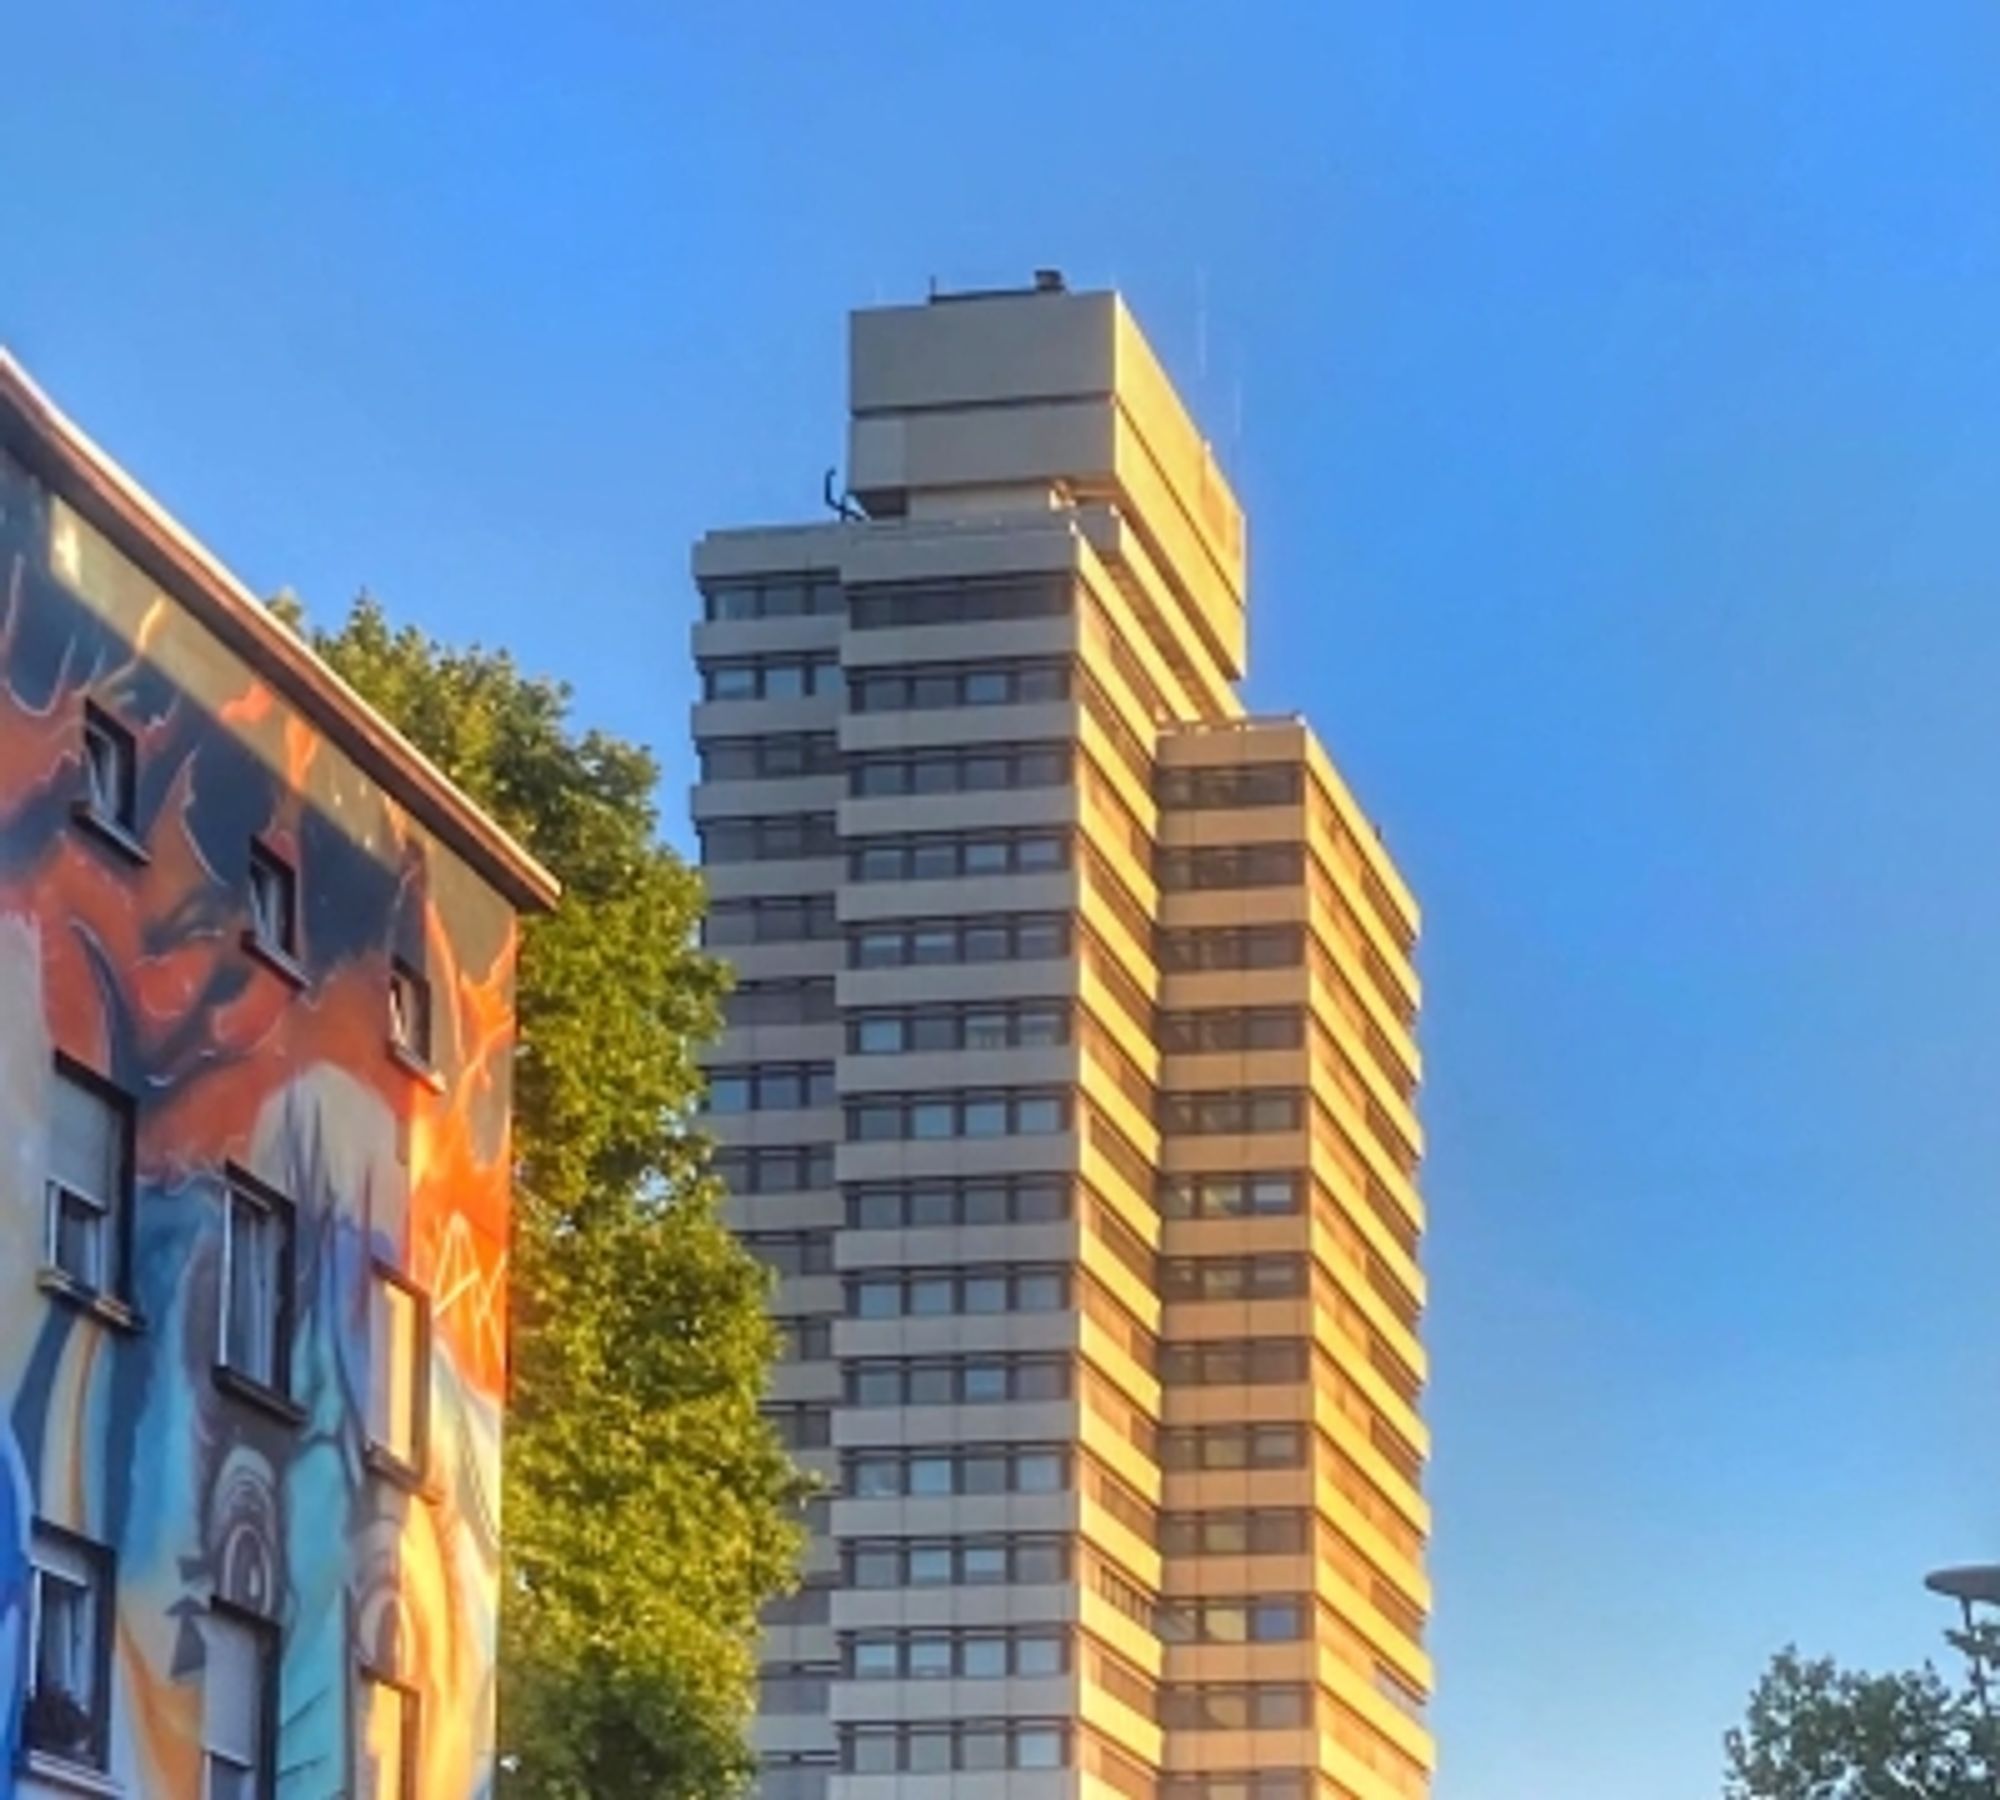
[0, 460, 519, 1798]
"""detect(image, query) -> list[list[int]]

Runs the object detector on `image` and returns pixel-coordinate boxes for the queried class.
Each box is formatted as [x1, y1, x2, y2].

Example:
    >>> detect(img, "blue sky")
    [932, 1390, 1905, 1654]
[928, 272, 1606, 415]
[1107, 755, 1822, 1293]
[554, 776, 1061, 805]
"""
[9, 3, 2000, 1793]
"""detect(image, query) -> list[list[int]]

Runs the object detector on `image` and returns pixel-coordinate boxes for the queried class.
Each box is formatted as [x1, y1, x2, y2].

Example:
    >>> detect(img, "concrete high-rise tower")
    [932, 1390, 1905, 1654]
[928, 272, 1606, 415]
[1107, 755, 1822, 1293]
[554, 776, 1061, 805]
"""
[691, 279, 1431, 1800]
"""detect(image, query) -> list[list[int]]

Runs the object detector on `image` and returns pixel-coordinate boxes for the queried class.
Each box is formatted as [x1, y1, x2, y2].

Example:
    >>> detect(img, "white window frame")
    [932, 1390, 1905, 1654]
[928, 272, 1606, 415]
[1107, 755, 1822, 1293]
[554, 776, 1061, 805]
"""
[44, 1055, 132, 1300]
[25, 1522, 112, 1772]
[219, 1170, 293, 1398]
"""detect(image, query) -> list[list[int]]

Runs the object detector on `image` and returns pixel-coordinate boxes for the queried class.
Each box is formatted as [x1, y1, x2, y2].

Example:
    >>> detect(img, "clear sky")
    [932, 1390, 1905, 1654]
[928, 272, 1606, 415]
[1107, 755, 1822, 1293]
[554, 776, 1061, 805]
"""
[9, 3, 2000, 1794]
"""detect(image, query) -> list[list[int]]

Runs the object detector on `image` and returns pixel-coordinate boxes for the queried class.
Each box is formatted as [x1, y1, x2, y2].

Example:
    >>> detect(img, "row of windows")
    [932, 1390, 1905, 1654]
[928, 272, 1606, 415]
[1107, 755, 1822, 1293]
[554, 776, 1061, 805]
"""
[846, 1535, 1067, 1591]
[850, 741, 1070, 797]
[1162, 1424, 1307, 1472]
[764, 1404, 832, 1449]
[1155, 761, 1304, 811]
[698, 812, 839, 864]
[1156, 841, 1305, 892]
[705, 1063, 835, 1113]
[850, 911, 1068, 968]
[24, 1525, 418, 1797]
[1161, 1508, 1310, 1557]
[850, 1266, 1067, 1320]
[1159, 1171, 1304, 1219]
[1159, 1005, 1304, 1054]
[847, 1175, 1070, 1229]
[842, 1720, 1067, 1775]
[1161, 1683, 1312, 1731]
[1163, 1775, 1315, 1800]
[756, 1665, 834, 1715]
[844, 1446, 1067, 1499]
[848, 1354, 1070, 1407]
[1159, 921, 1303, 971]
[721, 978, 837, 1027]
[701, 573, 843, 620]
[1157, 1087, 1304, 1136]
[846, 1088, 1068, 1142]
[1157, 1595, 1308, 1644]
[848, 1628, 1067, 1681]
[698, 732, 841, 781]
[850, 828, 1068, 883]
[1159, 1338, 1310, 1387]
[1161, 1252, 1308, 1302]
[848, 657, 1069, 714]
[777, 1317, 833, 1361]
[848, 573, 1073, 631]
[700, 653, 841, 700]
[741, 1231, 835, 1277]
[712, 1143, 835, 1194]
[849, 1001, 1068, 1055]
[702, 894, 838, 947]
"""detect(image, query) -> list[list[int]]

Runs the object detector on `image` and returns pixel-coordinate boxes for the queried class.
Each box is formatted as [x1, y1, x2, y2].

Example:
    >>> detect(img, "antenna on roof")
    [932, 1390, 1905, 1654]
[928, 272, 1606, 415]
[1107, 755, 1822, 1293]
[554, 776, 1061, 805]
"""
[823, 468, 862, 522]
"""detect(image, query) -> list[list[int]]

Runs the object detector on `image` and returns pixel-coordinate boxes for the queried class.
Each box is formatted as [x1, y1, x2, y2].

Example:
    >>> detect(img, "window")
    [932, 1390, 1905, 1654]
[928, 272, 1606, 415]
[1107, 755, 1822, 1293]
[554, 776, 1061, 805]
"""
[1161, 1338, 1309, 1387]
[1160, 1088, 1304, 1136]
[845, 1355, 1073, 1407]
[1163, 1425, 1307, 1472]
[1160, 1171, 1304, 1219]
[698, 813, 839, 864]
[844, 1268, 1070, 1321]
[849, 658, 1071, 713]
[1161, 1510, 1311, 1557]
[388, 959, 432, 1067]
[700, 574, 842, 620]
[1160, 1007, 1304, 1054]
[839, 1720, 1071, 1773]
[1162, 1256, 1308, 1303]
[45, 1057, 132, 1299]
[704, 1064, 835, 1113]
[699, 732, 841, 782]
[849, 742, 1072, 798]
[698, 653, 840, 700]
[1155, 762, 1303, 810]
[25, 1524, 111, 1770]
[1158, 924, 1305, 972]
[839, 1447, 1069, 1499]
[203, 1606, 276, 1800]
[354, 1665, 419, 1800]
[847, 1002, 1071, 1055]
[1157, 1595, 1308, 1646]
[847, 830, 1070, 883]
[221, 1172, 294, 1399]
[721, 979, 836, 1027]
[712, 1144, 834, 1194]
[246, 842, 299, 962]
[703, 895, 838, 947]
[366, 1265, 430, 1478]
[847, 912, 1071, 969]
[79, 703, 137, 836]
[845, 1176, 1070, 1229]
[848, 573, 1073, 630]
[842, 1089, 1069, 1143]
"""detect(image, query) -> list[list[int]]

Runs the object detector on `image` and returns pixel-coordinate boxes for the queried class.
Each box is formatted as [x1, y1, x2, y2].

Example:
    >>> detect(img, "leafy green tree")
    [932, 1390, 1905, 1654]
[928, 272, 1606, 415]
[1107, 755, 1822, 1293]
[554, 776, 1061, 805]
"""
[286, 594, 804, 1798]
[1726, 1640, 1999, 1799]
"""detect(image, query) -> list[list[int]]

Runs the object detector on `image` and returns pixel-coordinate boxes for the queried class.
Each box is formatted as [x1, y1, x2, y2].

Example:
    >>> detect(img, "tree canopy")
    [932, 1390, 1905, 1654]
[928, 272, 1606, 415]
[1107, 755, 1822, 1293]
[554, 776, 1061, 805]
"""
[289, 594, 803, 1798]
[1727, 1641, 1998, 1800]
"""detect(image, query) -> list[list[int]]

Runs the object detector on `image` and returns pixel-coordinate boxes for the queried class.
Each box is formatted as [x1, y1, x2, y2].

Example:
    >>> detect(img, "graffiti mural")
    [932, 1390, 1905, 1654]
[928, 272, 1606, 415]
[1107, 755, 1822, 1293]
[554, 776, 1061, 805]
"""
[0, 447, 526, 1797]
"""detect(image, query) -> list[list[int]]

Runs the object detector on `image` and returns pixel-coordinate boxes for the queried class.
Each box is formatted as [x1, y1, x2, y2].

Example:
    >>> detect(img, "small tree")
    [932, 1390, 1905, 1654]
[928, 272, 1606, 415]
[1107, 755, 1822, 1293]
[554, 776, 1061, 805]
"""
[290, 594, 805, 1798]
[1726, 1637, 2000, 1799]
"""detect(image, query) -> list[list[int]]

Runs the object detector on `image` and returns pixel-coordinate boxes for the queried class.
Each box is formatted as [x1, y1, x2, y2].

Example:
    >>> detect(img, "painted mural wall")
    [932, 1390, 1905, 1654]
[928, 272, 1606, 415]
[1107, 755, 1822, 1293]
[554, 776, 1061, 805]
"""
[0, 448, 519, 1798]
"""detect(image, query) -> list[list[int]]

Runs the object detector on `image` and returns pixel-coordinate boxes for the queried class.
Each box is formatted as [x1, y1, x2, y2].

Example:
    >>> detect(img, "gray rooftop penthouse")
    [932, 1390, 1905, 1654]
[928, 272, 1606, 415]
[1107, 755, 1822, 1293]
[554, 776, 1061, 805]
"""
[690, 277, 1432, 1800]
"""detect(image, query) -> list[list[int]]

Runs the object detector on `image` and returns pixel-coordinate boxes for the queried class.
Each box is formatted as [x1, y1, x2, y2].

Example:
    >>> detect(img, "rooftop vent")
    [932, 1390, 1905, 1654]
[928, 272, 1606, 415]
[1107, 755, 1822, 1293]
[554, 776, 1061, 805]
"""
[928, 269, 1070, 304]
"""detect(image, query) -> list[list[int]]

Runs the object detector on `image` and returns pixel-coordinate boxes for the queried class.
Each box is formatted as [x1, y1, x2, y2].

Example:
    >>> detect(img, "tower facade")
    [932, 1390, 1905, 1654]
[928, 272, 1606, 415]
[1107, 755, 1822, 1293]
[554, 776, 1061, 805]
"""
[692, 283, 1431, 1800]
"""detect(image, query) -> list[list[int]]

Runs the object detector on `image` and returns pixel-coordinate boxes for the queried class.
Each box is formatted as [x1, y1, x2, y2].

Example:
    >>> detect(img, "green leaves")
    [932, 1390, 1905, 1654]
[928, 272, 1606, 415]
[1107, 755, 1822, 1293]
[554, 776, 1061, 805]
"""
[1726, 1645, 1998, 1799]
[301, 595, 803, 1798]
